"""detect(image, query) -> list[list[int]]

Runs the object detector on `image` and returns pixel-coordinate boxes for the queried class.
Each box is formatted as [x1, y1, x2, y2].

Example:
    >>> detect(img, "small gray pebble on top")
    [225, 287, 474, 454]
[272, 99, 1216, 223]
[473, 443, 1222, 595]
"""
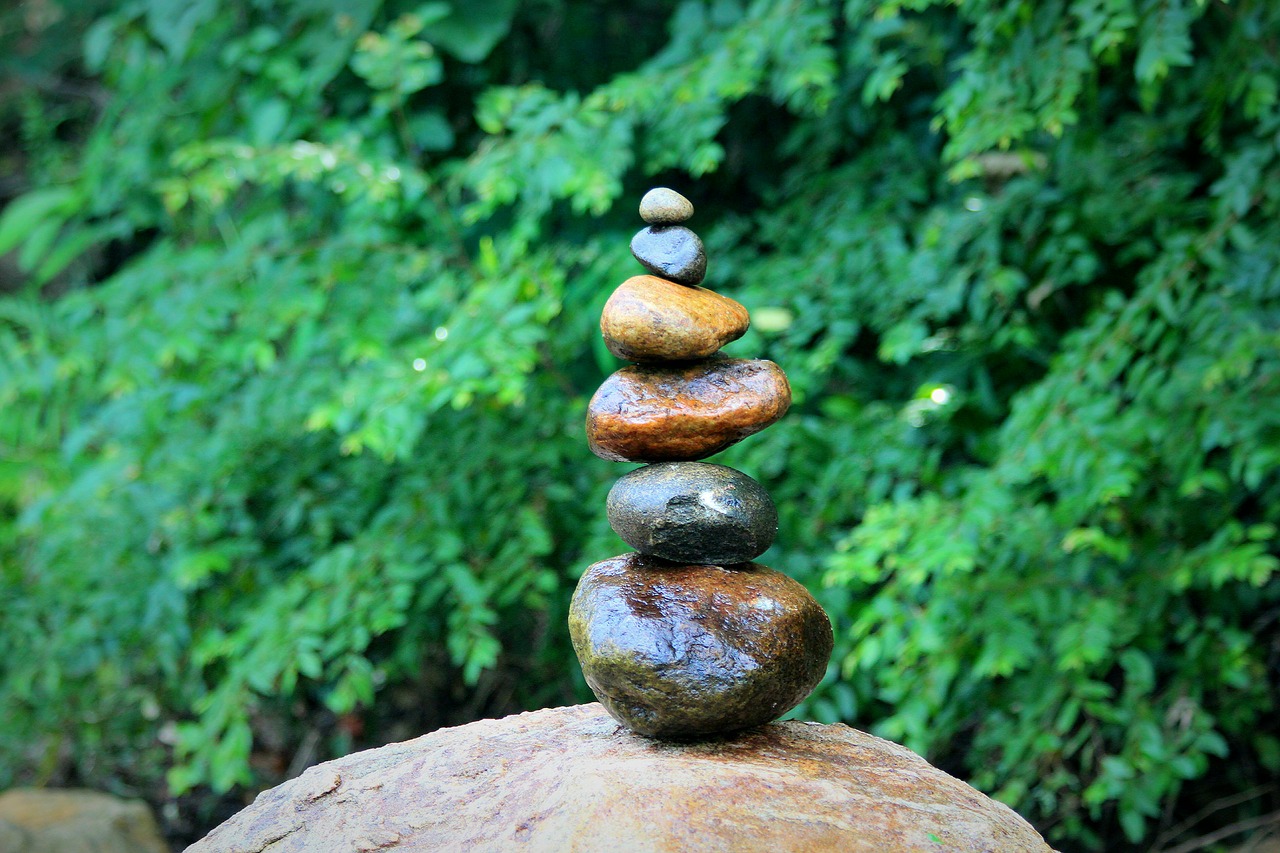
[639, 187, 694, 225]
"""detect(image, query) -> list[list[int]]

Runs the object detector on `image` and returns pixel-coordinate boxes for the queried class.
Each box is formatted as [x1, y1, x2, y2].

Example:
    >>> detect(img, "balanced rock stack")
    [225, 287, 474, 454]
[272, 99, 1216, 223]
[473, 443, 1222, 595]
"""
[570, 188, 834, 739]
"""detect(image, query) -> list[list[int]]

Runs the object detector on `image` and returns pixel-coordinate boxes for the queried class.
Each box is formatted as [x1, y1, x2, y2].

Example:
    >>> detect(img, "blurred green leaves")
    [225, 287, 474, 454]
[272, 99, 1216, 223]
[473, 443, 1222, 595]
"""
[421, 0, 519, 63]
[351, 8, 445, 112]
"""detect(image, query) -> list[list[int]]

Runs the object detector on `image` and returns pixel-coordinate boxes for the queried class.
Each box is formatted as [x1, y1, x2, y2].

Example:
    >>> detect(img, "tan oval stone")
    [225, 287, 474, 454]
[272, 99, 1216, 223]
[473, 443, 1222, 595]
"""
[601, 275, 749, 363]
[587, 358, 791, 462]
[639, 186, 694, 224]
[188, 704, 1056, 853]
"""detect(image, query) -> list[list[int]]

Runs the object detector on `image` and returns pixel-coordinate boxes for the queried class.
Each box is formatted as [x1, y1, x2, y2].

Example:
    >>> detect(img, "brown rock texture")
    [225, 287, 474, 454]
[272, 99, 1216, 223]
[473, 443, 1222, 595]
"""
[187, 704, 1055, 853]
[587, 358, 791, 462]
[601, 275, 749, 362]
[0, 789, 170, 853]
[569, 555, 831, 737]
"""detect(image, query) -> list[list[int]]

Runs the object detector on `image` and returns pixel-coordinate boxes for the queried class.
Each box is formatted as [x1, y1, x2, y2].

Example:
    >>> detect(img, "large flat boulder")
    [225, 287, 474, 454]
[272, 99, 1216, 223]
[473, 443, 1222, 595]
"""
[188, 703, 1053, 852]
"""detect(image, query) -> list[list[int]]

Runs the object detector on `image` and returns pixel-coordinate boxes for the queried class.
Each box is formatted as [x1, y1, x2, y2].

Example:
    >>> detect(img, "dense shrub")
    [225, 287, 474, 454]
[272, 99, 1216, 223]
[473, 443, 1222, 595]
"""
[1, 1, 1277, 849]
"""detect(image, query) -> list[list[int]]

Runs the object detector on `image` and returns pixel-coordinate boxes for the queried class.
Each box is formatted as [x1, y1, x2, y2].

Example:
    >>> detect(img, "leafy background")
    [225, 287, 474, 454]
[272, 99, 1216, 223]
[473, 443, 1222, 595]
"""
[1, 0, 1278, 850]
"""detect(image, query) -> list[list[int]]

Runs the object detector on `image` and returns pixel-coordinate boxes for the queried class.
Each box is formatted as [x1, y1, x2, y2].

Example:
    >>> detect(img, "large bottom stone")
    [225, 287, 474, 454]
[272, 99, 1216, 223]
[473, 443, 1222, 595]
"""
[568, 554, 832, 738]
[188, 704, 1056, 852]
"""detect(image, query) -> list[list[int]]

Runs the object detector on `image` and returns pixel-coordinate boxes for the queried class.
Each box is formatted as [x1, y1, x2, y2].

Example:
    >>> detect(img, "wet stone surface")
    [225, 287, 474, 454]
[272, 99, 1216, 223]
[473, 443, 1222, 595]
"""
[568, 554, 834, 739]
[189, 704, 1057, 853]
[587, 357, 791, 462]
[638, 187, 694, 225]
[601, 275, 748, 363]
[630, 225, 707, 286]
[607, 462, 777, 564]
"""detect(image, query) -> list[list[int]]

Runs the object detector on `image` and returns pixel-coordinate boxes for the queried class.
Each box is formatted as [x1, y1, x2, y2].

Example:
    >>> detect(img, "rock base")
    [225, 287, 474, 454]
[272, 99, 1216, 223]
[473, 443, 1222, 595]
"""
[0, 788, 169, 853]
[189, 703, 1053, 852]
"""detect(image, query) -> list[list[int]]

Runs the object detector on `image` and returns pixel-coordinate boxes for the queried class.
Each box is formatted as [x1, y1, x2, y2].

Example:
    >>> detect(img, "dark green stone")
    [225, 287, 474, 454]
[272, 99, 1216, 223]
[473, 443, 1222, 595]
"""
[630, 226, 707, 286]
[568, 554, 833, 739]
[607, 462, 777, 564]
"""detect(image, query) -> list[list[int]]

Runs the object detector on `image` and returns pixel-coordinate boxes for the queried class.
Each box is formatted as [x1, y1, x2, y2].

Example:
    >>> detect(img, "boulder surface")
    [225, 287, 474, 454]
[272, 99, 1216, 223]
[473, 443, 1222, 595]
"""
[188, 703, 1055, 853]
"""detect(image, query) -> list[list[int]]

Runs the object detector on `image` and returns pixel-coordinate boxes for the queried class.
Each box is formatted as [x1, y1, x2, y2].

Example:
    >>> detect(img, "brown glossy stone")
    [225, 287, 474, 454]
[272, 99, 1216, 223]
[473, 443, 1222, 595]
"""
[601, 275, 749, 363]
[587, 358, 791, 462]
[568, 554, 833, 739]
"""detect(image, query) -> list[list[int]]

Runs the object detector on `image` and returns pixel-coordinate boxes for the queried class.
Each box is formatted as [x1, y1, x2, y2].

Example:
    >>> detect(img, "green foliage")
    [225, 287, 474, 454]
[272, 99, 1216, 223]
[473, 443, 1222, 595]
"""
[2, 0, 1278, 849]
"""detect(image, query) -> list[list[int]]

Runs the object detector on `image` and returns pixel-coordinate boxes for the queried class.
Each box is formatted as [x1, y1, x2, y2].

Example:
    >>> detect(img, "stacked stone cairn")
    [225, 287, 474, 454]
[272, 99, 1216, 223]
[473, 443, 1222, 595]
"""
[569, 188, 834, 739]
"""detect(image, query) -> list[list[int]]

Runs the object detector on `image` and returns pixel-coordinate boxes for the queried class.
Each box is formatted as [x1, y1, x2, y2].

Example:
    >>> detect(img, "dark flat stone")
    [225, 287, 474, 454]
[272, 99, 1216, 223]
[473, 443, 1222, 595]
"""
[607, 462, 777, 564]
[630, 226, 707, 286]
